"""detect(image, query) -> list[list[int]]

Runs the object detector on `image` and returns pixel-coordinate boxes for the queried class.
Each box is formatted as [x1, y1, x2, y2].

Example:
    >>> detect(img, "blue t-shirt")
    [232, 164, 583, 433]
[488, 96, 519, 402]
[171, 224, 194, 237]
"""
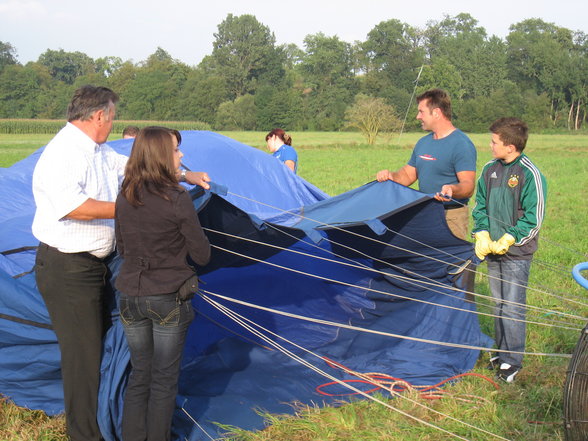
[408, 129, 476, 205]
[273, 144, 298, 173]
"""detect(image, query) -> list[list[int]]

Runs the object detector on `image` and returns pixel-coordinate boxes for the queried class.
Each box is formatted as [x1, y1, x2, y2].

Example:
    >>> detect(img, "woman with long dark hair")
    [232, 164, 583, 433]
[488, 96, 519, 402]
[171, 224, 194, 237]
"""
[115, 126, 210, 441]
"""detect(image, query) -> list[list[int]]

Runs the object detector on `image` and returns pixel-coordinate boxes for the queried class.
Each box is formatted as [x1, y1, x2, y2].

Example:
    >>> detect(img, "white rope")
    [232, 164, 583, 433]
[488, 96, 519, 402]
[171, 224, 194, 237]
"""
[323, 231, 586, 328]
[208, 240, 584, 333]
[227, 190, 588, 311]
[397, 64, 424, 145]
[180, 407, 216, 441]
[201, 289, 571, 359]
[433, 198, 588, 301]
[228, 191, 466, 271]
[382, 225, 588, 310]
[200, 292, 511, 441]
[206, 226, 587, 327]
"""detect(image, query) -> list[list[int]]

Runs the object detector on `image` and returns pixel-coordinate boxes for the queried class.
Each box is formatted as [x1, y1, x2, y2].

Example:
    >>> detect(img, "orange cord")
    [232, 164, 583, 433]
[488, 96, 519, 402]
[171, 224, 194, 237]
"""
[316, 357, 500, 399]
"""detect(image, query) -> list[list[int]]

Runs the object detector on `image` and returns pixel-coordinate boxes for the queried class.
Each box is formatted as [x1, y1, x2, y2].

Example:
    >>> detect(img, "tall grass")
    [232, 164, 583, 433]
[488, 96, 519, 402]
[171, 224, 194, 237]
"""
[1, 131, 587, 440]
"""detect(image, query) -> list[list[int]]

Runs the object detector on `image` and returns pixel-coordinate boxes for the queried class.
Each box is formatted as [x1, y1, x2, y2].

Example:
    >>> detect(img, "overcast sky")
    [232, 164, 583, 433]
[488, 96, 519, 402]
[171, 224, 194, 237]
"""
[2, 0, 587, 66]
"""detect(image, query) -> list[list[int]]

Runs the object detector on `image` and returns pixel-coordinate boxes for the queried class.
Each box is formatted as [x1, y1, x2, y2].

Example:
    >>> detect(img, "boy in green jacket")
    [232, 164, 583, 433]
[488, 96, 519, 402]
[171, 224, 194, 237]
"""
[472, 117, 547, 383]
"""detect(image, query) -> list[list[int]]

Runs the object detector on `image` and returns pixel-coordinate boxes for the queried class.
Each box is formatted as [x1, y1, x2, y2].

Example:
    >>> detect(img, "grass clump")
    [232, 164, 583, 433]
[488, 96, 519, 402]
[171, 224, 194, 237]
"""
[0, 395, 67, 441]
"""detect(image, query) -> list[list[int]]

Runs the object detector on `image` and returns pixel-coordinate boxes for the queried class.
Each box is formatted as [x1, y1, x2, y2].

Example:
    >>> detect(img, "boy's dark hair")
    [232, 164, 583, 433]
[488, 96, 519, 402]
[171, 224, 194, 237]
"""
[490, 117, 529, 152]
[416, 89, 452, 120]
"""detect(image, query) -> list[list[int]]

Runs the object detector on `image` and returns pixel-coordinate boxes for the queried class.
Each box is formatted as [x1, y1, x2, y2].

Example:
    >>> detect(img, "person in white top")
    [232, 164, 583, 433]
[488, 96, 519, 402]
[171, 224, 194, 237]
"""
[32, 85, 211, 441]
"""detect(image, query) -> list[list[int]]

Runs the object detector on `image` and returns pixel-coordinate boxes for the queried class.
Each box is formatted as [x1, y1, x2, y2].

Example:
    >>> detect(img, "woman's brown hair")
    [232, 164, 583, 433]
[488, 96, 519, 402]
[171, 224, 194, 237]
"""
[265, 128, 292, 146]
[121, 126, 182, 206]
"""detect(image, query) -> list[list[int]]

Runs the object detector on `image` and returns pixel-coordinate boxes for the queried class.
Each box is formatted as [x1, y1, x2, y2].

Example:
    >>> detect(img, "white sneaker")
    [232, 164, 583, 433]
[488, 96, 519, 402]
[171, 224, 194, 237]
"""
[497, 363, 520, 383]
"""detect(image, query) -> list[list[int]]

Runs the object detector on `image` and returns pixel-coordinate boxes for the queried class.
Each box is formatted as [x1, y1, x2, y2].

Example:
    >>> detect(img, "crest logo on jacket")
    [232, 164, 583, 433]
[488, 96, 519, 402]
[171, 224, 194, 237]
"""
[508, 174, 520, 188]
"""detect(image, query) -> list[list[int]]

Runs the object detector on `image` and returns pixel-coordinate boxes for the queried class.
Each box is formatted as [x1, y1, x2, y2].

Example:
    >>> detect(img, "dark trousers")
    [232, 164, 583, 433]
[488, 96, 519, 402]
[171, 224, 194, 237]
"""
[35, 243, 108, 441]
[119, 293, 194, 441]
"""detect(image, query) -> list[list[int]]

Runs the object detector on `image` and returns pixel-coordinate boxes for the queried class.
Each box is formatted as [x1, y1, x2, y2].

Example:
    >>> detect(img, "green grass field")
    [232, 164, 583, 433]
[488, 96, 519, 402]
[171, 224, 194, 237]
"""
[1, 131, 587, 440]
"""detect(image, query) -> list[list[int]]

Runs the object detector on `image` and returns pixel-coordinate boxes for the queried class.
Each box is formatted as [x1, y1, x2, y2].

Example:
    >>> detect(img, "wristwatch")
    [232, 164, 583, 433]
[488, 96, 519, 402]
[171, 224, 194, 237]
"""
[179, 169, 187, 182]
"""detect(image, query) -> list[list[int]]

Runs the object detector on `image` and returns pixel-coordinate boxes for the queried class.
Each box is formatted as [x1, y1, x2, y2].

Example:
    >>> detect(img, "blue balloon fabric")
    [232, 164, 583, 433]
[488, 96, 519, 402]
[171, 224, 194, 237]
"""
[0, 131, 492, 441]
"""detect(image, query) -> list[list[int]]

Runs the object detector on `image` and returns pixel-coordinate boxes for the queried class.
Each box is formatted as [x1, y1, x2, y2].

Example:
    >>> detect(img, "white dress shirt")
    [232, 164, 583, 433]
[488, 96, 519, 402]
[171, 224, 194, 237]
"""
[32, 123, 128, 258]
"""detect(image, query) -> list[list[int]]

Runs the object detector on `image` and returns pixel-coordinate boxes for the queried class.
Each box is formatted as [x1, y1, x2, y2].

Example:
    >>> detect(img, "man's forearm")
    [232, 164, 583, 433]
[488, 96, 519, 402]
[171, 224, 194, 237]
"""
[66, 199, 115, 220]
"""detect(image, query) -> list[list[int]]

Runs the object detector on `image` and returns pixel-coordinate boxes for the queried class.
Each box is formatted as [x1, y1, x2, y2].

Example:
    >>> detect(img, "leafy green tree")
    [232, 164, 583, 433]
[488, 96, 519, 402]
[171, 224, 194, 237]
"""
[0, 41, 19, 74]
[298, 33, 358, 130]
[95, 56, 124, 77]
[357, 20, 425, 121]
[360, 19, 425, 95]
[255, 84, 304, 130]
[0, 64, 42, 118]
[344, 94, 401, 144]
[506, 19, 575, 125]
[281, 43, 305, 69]
[300, 33, 356, 90]
[38, 49, 96, 85]
[417, 58, 464, 101]
[565, 31, 588, 129]
[457, 82, 522, 132]
[121, 48, 189, 120]
[425, 13, 507, 99]
[304, 84, 354, 130]
[455, 82, 551, 132]
[215, 94, 257, 130]
[106, 61, 137, 116]
[0, 62, 68, 118]
[122, 70, 169, 119]
[178, 67, 230, 125]
[520, 89, 552, 130]
[426, 13, 485, 53]
[210, 14, 284, 99]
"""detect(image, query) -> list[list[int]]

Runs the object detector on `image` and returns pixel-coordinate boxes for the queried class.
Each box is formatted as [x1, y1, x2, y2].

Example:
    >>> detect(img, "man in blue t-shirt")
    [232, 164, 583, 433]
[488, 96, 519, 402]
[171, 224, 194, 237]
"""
[376, 89, 477, 240]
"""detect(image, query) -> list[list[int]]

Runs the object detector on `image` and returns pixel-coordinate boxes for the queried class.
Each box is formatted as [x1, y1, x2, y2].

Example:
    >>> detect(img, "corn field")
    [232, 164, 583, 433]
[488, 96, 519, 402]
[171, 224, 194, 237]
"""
[0, 119, 211, 134]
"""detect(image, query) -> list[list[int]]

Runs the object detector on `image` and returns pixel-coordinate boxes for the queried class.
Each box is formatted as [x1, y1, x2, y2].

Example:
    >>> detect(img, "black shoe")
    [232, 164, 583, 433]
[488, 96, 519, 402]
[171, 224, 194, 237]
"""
[486, 356, 500, 370]
[496, 363, 520, 383]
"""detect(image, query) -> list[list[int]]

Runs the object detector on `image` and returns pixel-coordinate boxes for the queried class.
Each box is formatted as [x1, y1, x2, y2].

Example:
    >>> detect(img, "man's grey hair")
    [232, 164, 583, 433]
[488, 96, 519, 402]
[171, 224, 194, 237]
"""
[66, 85, 119, 122]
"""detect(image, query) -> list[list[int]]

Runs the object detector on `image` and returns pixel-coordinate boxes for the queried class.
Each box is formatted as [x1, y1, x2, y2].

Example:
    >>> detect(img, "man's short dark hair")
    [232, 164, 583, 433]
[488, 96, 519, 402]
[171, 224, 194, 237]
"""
[490, 117, 529, 152]
[122, 125, 140, 138]
[67, 85, 119, 122]
[416, 89, 452, 120]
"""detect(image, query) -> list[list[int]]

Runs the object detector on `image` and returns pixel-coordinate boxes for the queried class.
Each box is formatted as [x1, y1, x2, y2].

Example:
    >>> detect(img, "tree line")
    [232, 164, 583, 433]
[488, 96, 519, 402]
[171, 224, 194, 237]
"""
[1, 12, 587, 133]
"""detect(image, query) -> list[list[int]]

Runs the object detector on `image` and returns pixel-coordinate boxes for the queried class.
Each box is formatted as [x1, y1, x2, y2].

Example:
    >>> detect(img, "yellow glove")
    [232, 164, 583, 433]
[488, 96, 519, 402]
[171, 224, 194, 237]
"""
[474, 231, 493, 260]
[491, 233, 516, 255]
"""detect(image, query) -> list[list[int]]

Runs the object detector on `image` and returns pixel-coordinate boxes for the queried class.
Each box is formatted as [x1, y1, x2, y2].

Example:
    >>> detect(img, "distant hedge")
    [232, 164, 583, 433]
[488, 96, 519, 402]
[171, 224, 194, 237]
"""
[0, 119, 211, 134]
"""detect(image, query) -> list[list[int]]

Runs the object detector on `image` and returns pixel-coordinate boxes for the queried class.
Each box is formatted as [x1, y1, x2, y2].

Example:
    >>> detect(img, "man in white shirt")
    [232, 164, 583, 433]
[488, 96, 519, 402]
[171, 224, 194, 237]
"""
[33, 85, 123, 441]
[32, 85, 210, 441]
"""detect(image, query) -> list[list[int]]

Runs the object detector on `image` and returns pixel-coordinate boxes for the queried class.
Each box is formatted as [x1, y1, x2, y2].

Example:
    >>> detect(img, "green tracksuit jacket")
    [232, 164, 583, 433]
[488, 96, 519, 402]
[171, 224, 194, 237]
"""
[472, 153, 547, 260]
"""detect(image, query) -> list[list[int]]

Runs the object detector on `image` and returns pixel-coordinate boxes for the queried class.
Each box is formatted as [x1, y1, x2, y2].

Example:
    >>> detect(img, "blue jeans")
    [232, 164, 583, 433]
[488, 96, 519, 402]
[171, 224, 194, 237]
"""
[119, 294, 194, 441]
[487, 258, 531, 368]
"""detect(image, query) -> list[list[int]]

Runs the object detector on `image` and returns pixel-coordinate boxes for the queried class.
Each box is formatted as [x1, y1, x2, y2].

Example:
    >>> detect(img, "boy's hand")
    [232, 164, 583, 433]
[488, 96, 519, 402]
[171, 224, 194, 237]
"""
[474, 231, 493, 260]
[491, 233, 516, 255]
